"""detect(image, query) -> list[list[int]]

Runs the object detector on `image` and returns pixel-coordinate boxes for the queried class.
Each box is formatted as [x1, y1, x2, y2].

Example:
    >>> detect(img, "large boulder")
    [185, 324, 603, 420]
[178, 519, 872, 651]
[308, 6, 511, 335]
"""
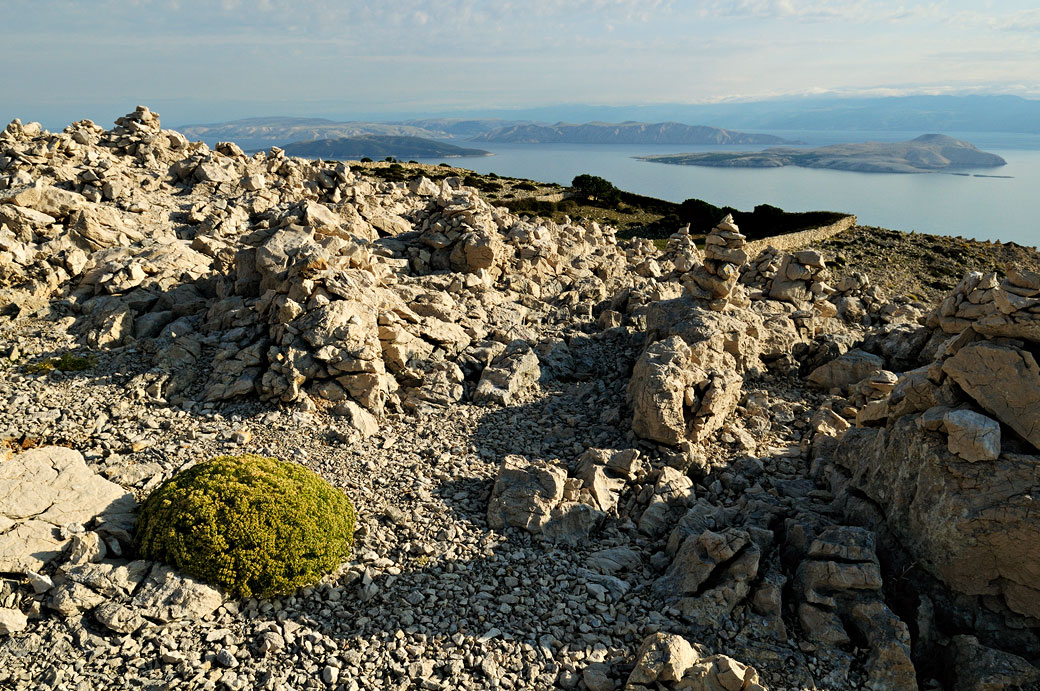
[487, 456, 567, 533]
[473, 341, 540, 406]
[629, 336, 696, 445]
[807, 349, 884, 393]
[834, 417, 1040, 620]
[629, 300, 763, 446]
[0, 447, 136, 574]
[943, 341, 1040, 452]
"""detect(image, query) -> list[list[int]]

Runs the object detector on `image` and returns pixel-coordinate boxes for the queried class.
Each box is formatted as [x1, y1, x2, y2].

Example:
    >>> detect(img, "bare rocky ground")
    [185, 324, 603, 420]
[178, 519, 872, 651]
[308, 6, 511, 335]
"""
[0, 108, 1039, 691]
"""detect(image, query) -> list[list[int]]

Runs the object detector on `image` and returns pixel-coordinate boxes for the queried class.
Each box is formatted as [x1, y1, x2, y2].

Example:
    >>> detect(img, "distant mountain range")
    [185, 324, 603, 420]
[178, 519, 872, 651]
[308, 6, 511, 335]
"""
[449, 95, 1040, 135]
[280, 136, 490, 160]
[178, 117, 792, 149]
[640, 134, 1007, 174]
[169, 95, 1040, 147]
[471, 122, 792, 145]
[180, 117, 514, 150]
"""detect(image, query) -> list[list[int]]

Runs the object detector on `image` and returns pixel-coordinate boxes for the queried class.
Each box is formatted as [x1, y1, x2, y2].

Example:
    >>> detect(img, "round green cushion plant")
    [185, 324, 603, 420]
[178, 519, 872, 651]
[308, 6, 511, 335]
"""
[135, 454, 355, 598]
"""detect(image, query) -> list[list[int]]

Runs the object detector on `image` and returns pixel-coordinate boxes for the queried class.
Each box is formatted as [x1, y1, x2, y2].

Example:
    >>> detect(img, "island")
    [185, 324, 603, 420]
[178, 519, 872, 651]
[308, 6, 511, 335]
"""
[280, 135, 491, 160]
[638, 134, 1007, 173]
[472, 121, 794, 145]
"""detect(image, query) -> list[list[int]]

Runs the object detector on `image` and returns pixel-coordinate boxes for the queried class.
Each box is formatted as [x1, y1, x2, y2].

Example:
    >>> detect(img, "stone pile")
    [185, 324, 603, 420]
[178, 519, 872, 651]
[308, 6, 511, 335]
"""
[928, 268, 1040, 341]
[659, 224, 703, 275]
[682, 215, 749, 311]
[819, 269, 1040, 658]
[828, 270, 890, 324]
[737, 245, 782, 291]
[766, 249, 832, 308]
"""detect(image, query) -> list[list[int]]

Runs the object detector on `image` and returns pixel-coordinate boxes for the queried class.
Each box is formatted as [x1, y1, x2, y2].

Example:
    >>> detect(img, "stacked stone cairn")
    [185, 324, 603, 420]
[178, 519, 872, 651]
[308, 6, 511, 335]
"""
[682, 214, 749, 311]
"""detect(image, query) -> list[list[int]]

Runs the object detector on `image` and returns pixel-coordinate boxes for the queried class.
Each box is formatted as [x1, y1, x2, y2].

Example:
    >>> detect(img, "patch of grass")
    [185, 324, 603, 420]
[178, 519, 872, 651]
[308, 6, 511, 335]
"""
[25, 352, 96, 374]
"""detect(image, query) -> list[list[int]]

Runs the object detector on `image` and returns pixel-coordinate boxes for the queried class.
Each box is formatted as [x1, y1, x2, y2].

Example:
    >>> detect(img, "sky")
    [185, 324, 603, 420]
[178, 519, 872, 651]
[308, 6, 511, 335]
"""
[4, 0, 1040, 129]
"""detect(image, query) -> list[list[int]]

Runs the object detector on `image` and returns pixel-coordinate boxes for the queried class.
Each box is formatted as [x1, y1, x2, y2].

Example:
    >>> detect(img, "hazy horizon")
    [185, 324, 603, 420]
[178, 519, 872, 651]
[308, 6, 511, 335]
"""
[4, 1, 1039, 130]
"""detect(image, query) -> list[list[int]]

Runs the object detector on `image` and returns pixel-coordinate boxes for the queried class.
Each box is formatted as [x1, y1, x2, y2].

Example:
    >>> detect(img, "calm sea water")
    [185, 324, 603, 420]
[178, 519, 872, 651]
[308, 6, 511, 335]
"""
[421, 130, 1040, 247]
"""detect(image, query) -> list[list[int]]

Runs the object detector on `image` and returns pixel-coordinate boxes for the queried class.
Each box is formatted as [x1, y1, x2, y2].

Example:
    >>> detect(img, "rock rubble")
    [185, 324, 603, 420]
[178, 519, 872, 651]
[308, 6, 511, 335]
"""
[0, 107, 1038, 690]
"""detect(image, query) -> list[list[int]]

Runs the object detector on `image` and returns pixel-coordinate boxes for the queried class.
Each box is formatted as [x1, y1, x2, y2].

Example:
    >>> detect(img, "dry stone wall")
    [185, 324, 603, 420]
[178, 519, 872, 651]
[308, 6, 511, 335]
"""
[745, 214, 856, 258]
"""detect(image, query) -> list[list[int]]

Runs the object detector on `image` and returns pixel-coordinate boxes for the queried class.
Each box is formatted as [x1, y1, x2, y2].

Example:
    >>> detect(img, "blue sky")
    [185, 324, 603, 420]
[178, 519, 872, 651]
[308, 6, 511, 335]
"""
[4, 0, 1039, 128]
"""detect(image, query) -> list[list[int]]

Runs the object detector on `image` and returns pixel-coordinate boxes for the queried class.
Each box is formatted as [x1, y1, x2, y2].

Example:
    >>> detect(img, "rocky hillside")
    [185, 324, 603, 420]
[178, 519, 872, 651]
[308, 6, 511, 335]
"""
[0, 106, 1038, 691]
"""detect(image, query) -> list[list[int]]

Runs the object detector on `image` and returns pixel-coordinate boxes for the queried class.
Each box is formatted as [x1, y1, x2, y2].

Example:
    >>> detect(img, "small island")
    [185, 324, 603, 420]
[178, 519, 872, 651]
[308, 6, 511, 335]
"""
[639, 134, 1007, 174]
[281, 135, 491, 160]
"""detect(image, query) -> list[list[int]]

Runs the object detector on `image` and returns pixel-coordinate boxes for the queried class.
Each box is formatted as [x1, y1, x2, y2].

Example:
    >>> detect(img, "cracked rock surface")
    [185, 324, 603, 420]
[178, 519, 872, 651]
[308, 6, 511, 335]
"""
[0, 446, 135, 573]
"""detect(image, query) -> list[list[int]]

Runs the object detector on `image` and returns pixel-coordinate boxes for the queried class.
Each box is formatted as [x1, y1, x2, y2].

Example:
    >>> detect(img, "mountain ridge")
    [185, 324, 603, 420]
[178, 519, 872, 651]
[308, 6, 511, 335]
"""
[473, 121, 793, 145]
[280, 135, 491, 160]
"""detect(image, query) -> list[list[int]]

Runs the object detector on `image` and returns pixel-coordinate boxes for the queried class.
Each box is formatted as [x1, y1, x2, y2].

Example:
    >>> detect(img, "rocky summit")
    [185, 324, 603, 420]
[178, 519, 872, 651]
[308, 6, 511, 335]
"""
[0, 106, 1038, 691]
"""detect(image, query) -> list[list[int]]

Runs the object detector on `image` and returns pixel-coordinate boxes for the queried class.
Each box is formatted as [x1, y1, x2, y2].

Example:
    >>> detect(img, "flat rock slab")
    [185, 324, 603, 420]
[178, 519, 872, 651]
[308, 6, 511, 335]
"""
[0, 446, 136, 573]
[131, 564, 223, 623]
[943, 342, 1040, 452]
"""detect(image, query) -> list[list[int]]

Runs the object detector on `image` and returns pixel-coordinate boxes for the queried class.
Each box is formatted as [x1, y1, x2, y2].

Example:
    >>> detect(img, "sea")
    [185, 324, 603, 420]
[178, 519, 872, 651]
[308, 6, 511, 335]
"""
[418, 130, 1040, 248]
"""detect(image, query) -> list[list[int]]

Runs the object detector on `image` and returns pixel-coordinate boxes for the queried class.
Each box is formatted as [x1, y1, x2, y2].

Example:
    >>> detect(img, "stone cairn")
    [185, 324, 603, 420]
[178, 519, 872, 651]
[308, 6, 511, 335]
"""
[682, 214, 749, 311]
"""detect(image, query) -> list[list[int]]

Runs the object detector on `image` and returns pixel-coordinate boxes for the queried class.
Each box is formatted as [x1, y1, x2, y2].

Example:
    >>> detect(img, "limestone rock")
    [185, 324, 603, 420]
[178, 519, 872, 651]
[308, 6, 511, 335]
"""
[0, 608, 28, 636]
[93, 601, 147, 634]
[541, 501, 604, 546]
[950, 635, 1040, 691]
[656, 527, 761, 626]
[849, 602, 918, 691]
[834, 417, 1040, 619]
[332, 399, 380, 438]
[638, 467, 695, 537]
[65, 531, 107, 567]
[673, 655, 766, 691]
[629, 335, 693, 445]
[487, 456, 566, 534]
[943, 409, 1001, 461]
[473, 341, 540, 406]
[807, 349, 883, 393]
[0, 447, 135, 574]
[0, 184, 85, 218]
[627, 632, 699, 685]
[943, 341, 1040, 452]
[131, 564, 224, 623]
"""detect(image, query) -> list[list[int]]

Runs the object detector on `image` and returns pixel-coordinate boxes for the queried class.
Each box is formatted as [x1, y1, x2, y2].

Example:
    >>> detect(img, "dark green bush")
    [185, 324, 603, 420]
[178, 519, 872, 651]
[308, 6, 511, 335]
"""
[571, 174, 619, 205]
[135, 455, 356, 598]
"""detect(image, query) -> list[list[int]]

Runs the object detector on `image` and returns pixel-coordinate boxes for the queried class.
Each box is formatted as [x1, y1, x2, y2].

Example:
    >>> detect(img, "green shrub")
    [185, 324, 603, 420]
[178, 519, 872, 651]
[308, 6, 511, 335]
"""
[571, 174, 619, 205]
[135, 454, 356, 598]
